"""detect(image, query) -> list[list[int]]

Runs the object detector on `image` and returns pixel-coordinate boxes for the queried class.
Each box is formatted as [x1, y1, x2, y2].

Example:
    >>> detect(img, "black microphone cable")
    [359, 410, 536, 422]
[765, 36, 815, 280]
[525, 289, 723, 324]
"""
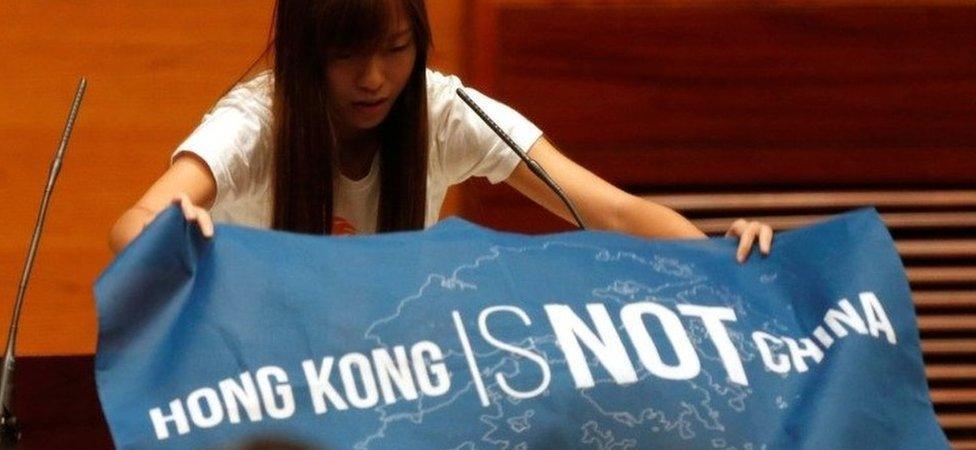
[455, 88, 587, 230]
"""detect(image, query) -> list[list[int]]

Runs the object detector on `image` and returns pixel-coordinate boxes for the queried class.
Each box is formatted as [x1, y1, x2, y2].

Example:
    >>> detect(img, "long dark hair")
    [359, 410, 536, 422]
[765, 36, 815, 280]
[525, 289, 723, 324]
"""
[265, 0, 431, 234]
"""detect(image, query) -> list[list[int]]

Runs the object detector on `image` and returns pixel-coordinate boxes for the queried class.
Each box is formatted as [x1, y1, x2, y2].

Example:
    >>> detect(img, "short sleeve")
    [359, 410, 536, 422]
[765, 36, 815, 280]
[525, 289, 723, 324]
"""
[427, 69, 544, 185]
[171, 72, 274, 206]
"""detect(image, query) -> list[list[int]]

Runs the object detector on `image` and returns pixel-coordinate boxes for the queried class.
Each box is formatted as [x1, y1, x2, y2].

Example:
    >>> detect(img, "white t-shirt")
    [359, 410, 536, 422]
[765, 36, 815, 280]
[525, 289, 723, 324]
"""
[171, 68, 543, 235]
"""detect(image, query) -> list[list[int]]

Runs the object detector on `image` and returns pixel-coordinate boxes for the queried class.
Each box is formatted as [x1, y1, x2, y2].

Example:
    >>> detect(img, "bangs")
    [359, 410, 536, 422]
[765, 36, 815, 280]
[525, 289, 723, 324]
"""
[315, 0, 411, 56]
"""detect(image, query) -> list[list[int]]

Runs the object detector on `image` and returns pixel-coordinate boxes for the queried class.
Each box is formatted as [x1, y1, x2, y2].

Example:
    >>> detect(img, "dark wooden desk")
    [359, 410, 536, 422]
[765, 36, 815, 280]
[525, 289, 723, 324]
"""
[12, 356, 113, 449]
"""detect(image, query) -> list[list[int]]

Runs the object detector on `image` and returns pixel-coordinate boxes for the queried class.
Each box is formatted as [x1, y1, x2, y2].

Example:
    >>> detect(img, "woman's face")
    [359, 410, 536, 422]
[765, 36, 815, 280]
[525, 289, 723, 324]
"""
[325, 19, 417, 136]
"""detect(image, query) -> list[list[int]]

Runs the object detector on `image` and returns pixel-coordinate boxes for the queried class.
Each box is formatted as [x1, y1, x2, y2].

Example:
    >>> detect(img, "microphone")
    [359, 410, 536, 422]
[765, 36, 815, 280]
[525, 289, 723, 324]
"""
[0, 77, 87, 446]
[455, 88, 587, 230]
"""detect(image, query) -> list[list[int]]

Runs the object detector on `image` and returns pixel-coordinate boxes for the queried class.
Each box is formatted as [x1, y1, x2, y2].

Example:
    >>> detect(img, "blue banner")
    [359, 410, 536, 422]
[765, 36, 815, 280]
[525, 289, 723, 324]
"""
[94, 206, 947, 449]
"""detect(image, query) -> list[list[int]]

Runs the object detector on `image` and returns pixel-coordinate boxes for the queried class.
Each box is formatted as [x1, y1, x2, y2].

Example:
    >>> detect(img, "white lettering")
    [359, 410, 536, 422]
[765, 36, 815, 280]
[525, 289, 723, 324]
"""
[372, 346, 419, 404]
[339, 353, 379, 408]
[824, 299, 868, 337]
[676, 304, 747, 385]
[544, 303, 638, 389]
[149, 399, 190, 440]
[256, 366, 294, 419]
[186, 388, 223, 428]
[621, 302, 700, 381]
[218, 372, 262, 424]
[812, 326, 834, 349]
[302, 358, 349, 414]
[752, 331, 790, 374]
[860, 292, 897, 344]
[478, 306, 552, 399]
[783, 337, 824, 373]
[411, 341, 451, 396]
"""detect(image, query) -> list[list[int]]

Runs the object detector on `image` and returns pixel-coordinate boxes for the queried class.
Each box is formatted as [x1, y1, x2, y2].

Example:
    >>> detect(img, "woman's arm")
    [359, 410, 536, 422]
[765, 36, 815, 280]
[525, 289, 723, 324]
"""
[108, 153, 217, 254]
[503, 137, 772, 261]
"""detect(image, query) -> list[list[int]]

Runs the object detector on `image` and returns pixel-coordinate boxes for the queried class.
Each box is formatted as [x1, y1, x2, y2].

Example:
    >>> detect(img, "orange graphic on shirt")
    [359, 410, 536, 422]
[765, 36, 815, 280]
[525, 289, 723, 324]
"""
[332, 216, 358, 235]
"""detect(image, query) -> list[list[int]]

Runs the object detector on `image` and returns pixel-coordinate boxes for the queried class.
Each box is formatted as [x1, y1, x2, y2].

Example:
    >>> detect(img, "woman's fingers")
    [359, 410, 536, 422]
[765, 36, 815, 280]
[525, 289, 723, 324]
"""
[176, 193, 197, 221]
[726, 219, 775, 263]
[196, 207, 215, 238]
[172, 193, 214, 238]
[759, 224, 773, 256]
[725, 219, 747, 238]
[735, 221, 762, 263]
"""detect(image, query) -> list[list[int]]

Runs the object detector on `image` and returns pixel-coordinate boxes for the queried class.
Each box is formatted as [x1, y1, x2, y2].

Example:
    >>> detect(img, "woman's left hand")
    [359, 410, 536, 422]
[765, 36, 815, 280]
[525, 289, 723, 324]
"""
[725, 219, 774, 263]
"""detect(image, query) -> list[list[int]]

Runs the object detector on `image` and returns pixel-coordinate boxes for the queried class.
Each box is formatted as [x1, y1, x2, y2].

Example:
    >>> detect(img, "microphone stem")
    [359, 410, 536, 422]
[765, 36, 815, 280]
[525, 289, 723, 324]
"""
[0, 78, 87, 430]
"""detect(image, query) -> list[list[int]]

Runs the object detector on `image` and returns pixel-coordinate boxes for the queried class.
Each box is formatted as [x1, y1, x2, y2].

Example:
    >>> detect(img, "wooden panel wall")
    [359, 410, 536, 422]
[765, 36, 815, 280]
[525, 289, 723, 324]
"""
[459, 0, 976, 232]
[0, 1, 466, 356]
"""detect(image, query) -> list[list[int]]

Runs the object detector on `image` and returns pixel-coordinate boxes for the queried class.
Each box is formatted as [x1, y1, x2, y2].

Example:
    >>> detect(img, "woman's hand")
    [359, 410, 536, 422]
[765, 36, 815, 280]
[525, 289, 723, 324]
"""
[108, 192, 214, 254]
[173, 193, 215, 238]
[109, 154, 218, 254]
[725, 219, 773, 263]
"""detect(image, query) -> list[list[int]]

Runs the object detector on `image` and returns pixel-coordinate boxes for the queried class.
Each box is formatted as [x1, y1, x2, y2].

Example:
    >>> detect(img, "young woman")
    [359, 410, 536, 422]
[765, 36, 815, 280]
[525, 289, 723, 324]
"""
[108, 0, 773, 261]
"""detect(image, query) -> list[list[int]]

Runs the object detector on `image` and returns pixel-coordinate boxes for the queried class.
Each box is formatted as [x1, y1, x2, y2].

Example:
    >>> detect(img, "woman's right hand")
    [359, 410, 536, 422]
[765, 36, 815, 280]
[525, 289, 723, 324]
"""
[109, 154, 218, 255]
[173, 192, 215, 238]
[109, 193, 215, 254]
